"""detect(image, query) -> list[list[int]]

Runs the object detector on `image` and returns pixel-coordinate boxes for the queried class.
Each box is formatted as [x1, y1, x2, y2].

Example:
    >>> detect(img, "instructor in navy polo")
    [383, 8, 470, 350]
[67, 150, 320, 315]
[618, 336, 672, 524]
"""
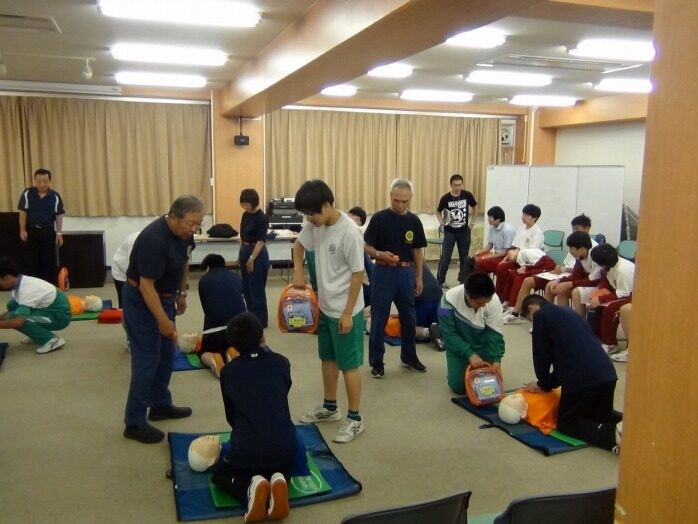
[436, 173, 478, 287]
[364, 179, 428, 378]
[122, 195, 202, 444]
[17, 168, 65, 285]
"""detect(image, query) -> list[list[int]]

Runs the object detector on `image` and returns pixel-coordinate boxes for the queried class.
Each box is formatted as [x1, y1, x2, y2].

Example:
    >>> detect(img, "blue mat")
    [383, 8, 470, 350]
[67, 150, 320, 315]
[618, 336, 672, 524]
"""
[451, 396, 588, 456]
[0, 343, 7, 368]
[168, 424, 362, 521]
[172, 349, 204, 372]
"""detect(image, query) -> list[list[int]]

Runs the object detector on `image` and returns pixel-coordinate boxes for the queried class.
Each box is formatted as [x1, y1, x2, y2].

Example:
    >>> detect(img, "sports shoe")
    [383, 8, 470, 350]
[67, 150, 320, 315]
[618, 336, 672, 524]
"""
[21, 338, 36, 345]
[601, 343, 618, 354]
[502, 312, 522, 325]
[245, 475, 270, 523]
[36, 337, 65, 354]
[268, 473, 289, 520]
[401, 359, 427, 372]
[207, 353, 225, 378]
[123, 422, 164, 444]
[429, 322, 444, 352]
[148, 405, 192, 421]
[370, 363, 384, 379]
[611, 349, 629, 362]
[333, 418, 365, 443]
[529, 327, 533, 335]
[226, 347, 240, 362]
[299, 405, 342, 423]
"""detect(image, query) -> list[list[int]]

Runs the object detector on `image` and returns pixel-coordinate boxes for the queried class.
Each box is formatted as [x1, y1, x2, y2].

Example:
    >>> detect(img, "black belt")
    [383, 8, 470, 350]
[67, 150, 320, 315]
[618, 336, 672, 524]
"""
[127, 278, 175, 298]
[28, 223, 53, 229]
[241, 241, 257, 246]
[376, 260, 413, 268]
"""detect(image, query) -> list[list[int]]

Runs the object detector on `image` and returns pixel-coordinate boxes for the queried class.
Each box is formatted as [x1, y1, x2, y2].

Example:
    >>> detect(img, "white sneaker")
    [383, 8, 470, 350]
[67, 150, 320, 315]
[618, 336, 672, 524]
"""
[245, 475, 270, 523]
[612, 421, 623, 455]
[601, 343, 618, 354]
[36, 337, 65, 354]
[611, 349, 629, 362]
[502, 312, 522, 325]
[299, 405, 342, 423]
[333, 418, 364, 443]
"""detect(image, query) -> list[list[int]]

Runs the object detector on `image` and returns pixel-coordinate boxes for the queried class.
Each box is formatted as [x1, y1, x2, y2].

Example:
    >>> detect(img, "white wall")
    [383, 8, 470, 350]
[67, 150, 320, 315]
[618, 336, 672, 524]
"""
[555, 121, 646, 213]
[63, 214, 214, 266]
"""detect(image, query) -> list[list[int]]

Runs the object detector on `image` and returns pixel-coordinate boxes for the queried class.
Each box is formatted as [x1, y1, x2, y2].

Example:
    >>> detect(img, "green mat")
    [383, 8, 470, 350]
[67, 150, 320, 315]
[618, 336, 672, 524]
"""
[186, 354, 203, 367]
[548, 429, 586, 447]
[208, 433, 331, 508]
[71, 310, 101, 321]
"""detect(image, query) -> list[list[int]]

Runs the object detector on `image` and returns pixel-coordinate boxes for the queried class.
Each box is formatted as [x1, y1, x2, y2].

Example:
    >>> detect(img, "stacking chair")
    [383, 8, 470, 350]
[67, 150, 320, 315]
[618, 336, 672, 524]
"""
[341, 490, 471, 524]
[493, 487, 616, 524]
[545, 249, 567, 266]
[543, 230, 564, 251]
[617, 240, 637, 262]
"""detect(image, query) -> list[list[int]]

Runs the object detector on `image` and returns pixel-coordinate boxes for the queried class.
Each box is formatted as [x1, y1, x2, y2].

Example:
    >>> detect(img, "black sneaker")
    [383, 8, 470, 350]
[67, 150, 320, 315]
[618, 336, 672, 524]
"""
[370, 364, 384, 379]
[148, 405, 193, 421]
[401, 359, 427, 372]
[123, 423, 164, 444]
[429, 323, 444, 352]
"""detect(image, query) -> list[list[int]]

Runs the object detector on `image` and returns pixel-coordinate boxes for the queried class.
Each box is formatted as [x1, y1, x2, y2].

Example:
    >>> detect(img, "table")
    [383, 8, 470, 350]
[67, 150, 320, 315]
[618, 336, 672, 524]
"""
[192, 232, 298, 266]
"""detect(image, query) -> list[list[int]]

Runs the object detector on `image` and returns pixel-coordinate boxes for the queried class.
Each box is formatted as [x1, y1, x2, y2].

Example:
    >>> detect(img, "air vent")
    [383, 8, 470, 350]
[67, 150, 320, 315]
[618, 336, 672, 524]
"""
[486, 54, 631, 73]
[0, 14, 62, 33]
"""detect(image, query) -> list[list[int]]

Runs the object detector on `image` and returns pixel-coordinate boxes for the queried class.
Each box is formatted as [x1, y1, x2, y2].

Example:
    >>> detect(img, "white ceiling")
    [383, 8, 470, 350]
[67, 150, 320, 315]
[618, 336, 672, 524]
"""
[0, 1, 654, 106]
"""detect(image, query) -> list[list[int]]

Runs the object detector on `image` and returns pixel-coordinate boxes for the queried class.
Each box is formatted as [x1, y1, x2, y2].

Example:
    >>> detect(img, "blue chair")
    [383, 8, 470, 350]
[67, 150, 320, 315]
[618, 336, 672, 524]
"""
[592, 233, 606, 245]
[617, 240, 637, 262]
[545, 249, 567, 266]
[493, 487, 616, 524]
[543, 230, 564, 251]
[341, 490, 471, 523]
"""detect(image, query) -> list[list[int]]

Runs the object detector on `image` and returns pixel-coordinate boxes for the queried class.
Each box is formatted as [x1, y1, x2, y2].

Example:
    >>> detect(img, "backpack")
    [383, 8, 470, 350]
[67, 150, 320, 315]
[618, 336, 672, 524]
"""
[465, 363, 504, 406]
[206, 224, 238, 238]
[277, 284, 319, 333]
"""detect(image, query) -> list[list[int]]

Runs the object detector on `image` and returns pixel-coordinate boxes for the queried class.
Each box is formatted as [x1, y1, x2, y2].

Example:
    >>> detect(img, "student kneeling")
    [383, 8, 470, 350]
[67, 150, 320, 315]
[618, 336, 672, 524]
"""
[521, 295, 621, 452]
[211, 312, 296, 522]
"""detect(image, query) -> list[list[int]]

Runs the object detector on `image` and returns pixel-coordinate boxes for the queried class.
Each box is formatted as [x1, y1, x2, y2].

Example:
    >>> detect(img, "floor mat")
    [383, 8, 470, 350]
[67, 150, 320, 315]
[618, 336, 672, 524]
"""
[451, 396, 587, 456]
[168, 424, 362, 521]
[172, 349, 204, 371]
[71, 299, 113, 321]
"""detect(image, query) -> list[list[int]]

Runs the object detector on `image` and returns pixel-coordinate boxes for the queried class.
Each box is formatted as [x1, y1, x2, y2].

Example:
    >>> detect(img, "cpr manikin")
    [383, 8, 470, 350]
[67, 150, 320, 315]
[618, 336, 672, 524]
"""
[177, 332, 201, 353]
[188, 434, 222, 472]
[498, 392, 528, 424]
[83, 295, 103, 312]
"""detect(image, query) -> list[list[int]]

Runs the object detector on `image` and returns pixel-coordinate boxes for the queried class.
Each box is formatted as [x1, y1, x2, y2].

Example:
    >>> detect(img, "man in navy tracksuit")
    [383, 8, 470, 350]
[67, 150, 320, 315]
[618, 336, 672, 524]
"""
[522, 295, 621, 451]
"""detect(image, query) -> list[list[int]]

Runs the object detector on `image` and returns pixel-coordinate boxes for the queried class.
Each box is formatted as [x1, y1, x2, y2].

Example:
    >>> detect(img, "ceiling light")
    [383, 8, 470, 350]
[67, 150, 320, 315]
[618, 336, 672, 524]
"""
[568, 39, 655, 62]
[320, 84, 357, 97]
[115, 72, 207, 88]
[0, 80, 122, 95]
[82, 60, 93, 80]
[510, 95, 576, 107]
[595, 78, 652, 93]
[111, 43, 227, 67]
[400, 89, 473, 103]
[98, 0, 260, 28]
[368, 63, 413, 78]
[465, 70, 551, 87]
[446, 27, 506, 49]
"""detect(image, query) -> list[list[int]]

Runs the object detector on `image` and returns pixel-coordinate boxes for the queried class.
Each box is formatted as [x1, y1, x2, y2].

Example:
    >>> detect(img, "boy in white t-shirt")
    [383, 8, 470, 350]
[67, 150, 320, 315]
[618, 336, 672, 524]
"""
[292, 180, 366, 443]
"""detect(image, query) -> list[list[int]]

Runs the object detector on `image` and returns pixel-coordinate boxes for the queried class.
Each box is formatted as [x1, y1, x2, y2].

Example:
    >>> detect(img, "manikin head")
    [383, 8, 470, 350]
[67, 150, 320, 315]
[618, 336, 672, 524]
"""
[188, 434, 221, 472]
[498, 393, 528, 424]
[83, 295, 103, 312]
[177, 332, 201, 353]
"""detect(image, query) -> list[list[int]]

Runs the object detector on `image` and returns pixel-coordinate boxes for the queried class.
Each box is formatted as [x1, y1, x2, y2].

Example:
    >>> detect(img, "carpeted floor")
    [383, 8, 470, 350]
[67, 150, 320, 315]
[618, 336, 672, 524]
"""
[0, 264, 625, 523]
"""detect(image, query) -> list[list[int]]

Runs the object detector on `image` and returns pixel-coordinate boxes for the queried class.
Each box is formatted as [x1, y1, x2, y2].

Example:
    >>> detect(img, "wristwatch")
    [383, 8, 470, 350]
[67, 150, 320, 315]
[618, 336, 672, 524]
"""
[179, 291, 188, 297]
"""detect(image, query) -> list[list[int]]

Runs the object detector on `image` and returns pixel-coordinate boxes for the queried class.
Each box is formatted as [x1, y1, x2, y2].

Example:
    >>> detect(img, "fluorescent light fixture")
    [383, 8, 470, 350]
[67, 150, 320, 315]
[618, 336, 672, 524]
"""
[510, 95, 576, 107]
[446, 27, 506, 49]
[368, 63, 413, 78]
[595, 78, 652, 93]
[400, 89, 473, 103]
[98, 0, 260, 28]
[115, 72, 206, 88]
[111, 43, 227, 67]
[0, 80, 122, 95]
[569, 39, 655, 62]
[320, 84, 357, 97]
[465, 70, 552, 87]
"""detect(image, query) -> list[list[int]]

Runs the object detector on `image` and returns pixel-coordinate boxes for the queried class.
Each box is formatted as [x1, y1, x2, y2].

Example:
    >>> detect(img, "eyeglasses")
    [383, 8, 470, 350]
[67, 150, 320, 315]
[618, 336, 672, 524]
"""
[181, 218, 203, 230]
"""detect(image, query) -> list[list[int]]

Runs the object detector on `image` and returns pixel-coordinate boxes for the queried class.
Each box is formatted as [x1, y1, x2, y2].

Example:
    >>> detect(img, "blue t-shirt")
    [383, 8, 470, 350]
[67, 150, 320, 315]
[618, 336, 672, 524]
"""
[126, 216, 194, 294]
[17, 188, 65, 225]
[240, 210, 268, 243]
[364, 209, 427, 262]
[198, 267, 246, 329]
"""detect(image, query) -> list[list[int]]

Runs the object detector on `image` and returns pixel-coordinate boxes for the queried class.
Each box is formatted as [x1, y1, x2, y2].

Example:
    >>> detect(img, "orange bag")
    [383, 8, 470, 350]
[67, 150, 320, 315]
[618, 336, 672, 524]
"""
[385, 315, 401, 337]
[277, 284, 319, 333]
[57, 267, 69, 291]
[465, 363, 504, 406]
[520, 388, 561, 434]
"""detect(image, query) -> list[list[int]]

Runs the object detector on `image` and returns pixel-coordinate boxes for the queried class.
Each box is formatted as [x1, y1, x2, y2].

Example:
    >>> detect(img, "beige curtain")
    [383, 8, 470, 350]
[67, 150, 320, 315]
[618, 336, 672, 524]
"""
[1, 96, 211, 216]
[266, 108, 500, 214]
[0, 97, 28, 211]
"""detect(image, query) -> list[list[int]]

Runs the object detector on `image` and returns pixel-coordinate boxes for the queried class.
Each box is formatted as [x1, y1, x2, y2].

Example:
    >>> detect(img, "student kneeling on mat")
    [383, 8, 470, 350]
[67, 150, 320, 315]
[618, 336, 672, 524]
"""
[521, 294, 621, 452]
[211, 312, 296, 523]
[0, 257, 71, 354]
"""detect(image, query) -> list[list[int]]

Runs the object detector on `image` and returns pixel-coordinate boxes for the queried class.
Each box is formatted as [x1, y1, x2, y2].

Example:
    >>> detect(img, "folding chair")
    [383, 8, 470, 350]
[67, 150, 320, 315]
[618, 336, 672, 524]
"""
[543, 230, 564, 251]
[617, 240, 637, 262]
[341, 490, 471, 524]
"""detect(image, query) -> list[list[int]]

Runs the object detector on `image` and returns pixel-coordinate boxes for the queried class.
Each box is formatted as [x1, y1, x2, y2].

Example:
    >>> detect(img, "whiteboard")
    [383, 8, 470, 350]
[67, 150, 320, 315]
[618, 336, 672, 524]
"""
[528, 166, 579, 237]
[577, 166, 624, 246]
[484, 165, 529, 246]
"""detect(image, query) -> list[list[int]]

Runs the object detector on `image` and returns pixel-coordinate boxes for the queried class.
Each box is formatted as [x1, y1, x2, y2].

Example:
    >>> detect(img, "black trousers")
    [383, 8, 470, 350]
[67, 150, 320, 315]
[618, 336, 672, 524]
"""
[22, 227, 58, 284]
[557, 381, 618, 450]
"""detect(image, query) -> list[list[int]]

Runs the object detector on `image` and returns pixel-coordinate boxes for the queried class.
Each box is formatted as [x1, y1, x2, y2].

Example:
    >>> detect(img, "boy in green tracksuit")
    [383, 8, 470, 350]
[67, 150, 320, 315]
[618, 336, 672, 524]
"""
[438, 272, 505, 394]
